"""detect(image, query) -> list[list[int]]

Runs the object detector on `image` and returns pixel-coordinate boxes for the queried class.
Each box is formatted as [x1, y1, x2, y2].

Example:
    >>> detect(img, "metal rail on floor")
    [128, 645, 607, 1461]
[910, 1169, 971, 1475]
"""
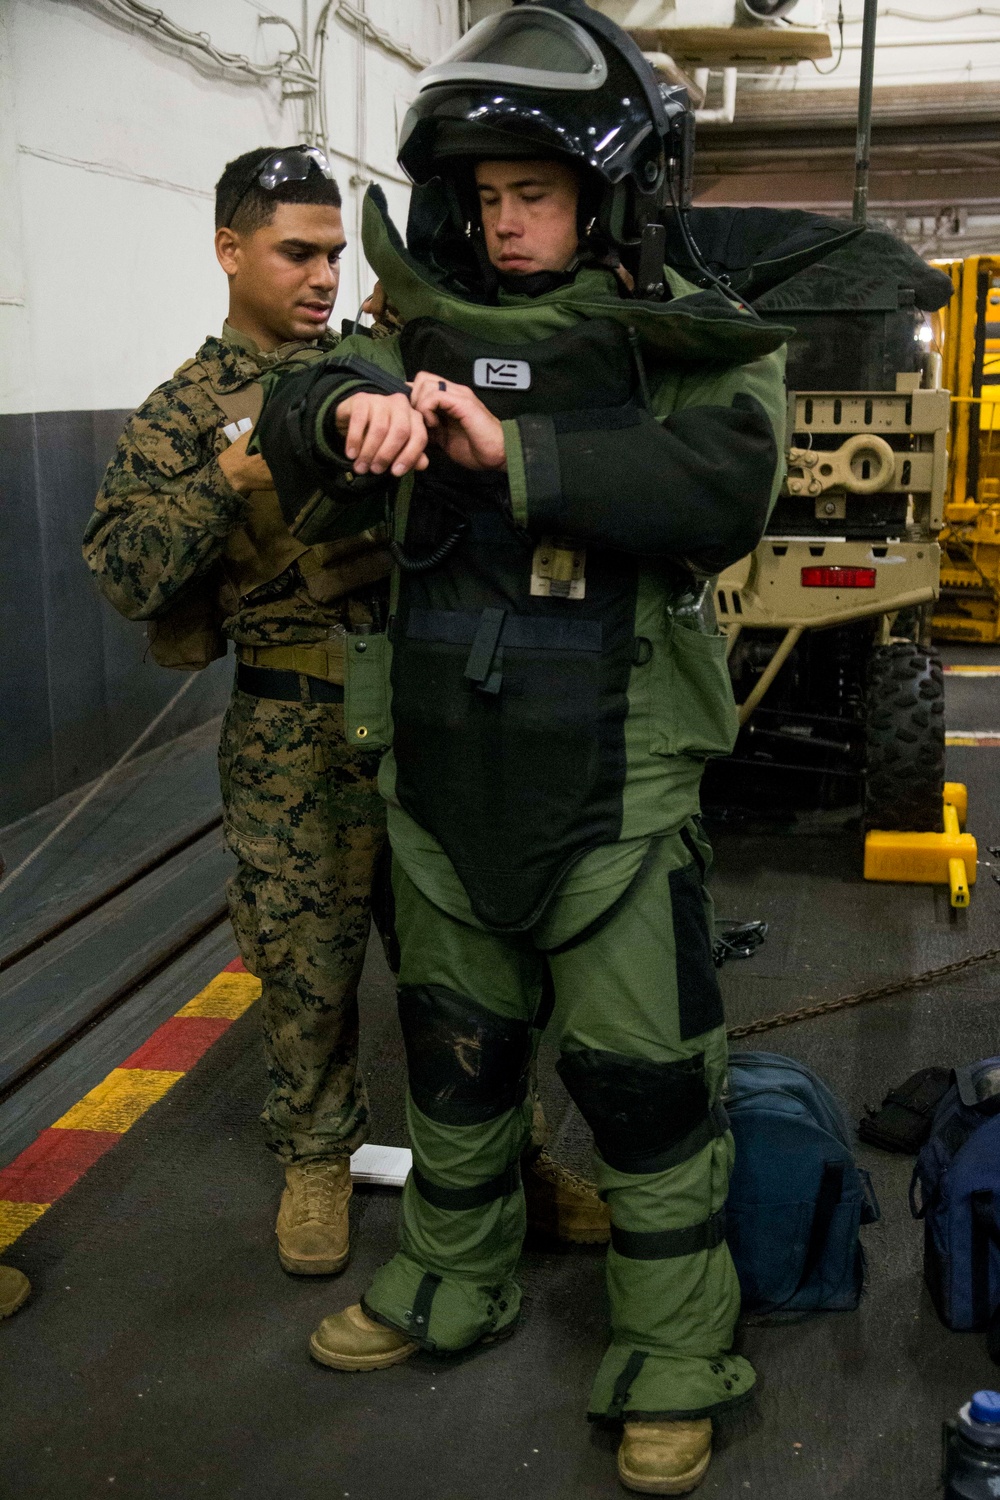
[0, 900, 230, 1109]
[0, 815, 224, 975]
[0, 803, 233, 1111]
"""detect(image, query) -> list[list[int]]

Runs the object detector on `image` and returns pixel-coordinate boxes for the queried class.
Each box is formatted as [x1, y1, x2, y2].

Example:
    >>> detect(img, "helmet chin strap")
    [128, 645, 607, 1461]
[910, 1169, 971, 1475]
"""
[467, 218, 501, 301]
[435, 163, 500, 301]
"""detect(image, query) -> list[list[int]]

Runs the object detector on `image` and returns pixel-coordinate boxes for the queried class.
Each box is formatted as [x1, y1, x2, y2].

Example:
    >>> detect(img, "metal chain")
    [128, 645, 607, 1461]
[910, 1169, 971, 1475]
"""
[726, 944, 1000, 1041]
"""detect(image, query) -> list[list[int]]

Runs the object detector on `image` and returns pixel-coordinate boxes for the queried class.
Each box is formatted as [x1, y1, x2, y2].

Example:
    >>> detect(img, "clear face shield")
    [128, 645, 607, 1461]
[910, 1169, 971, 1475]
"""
[416, 7, 609, 95]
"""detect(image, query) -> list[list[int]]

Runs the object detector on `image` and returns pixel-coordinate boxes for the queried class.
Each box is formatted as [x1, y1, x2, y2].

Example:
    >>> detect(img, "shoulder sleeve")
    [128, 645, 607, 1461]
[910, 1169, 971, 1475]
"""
[502, 347, 787, 573]
[255, 335, 408, 544]
[82, 376, 247, 621]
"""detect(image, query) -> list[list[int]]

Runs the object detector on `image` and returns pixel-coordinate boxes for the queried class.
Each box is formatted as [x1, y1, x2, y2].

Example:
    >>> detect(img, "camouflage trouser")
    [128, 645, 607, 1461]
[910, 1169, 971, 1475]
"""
[218, 687, 386, 1163]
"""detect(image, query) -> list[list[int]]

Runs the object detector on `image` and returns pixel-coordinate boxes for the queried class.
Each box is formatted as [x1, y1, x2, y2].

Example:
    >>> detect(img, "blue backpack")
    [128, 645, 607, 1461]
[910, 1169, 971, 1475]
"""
[910, 1059, 1000, 1356]
[725, 1051, 880, 1316]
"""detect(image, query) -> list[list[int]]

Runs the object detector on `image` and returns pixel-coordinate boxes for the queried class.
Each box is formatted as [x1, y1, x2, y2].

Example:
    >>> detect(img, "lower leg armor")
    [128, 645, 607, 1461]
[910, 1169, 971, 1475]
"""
[364, 982, 533, 1351]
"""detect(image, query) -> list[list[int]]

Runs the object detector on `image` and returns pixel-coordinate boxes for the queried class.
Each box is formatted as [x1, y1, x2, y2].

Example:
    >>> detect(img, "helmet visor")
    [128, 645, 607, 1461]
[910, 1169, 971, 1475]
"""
[417, 7, 608, 94]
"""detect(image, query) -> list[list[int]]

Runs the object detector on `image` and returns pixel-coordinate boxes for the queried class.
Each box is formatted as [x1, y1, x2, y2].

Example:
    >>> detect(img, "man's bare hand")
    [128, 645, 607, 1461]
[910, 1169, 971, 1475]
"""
[217, 429, 275, 494]
[362, 281, 403, 332]
[361, 281, 387, 321]
[408, 372, 507, 472]
[336, 391, 429, 477]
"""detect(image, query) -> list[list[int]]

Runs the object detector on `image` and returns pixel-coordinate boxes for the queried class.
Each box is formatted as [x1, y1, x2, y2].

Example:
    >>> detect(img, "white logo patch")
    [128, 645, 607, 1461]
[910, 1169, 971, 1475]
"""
[474, 358, 531, 391]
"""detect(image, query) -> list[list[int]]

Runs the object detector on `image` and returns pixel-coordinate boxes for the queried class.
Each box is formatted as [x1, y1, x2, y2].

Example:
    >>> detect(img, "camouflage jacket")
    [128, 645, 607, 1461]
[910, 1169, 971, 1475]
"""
[83, 324, 383, 648]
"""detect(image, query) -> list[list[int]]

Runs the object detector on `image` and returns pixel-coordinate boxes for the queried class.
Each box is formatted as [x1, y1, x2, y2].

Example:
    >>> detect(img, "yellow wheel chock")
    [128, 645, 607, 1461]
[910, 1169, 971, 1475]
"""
[864, 783, 976, 908]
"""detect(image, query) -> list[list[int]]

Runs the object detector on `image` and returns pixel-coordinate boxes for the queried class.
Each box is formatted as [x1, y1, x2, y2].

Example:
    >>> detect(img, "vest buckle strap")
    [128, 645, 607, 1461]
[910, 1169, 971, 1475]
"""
[530, 537, 586, 600]
[463, 607, 506, 696]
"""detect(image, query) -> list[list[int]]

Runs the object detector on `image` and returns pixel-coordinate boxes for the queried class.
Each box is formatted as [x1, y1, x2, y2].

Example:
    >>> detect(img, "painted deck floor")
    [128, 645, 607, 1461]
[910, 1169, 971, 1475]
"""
[1, 646, 998, 1500]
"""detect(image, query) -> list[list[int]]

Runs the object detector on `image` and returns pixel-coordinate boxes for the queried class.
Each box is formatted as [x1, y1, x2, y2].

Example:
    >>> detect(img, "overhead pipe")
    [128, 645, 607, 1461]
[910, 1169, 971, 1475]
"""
[841, 28, 1000, 45]
[693, 66, 739, 124]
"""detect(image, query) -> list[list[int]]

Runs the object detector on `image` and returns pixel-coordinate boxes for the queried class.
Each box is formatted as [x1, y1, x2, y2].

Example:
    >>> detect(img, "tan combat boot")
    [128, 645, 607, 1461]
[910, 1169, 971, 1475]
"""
[523, 1148, 611, 1244]
[0, 1266, 31, 1319]
[310, 1303, 418, 1371]
[276, 1158, 351, 1275]
[617, 1419, 712, 1495]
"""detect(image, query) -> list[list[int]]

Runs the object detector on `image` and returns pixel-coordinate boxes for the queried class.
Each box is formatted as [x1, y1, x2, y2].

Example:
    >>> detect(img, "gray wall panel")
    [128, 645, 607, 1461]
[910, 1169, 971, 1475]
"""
[0, 414, 55, 818]
[36, 408, 115, 792]
[0, 408, 230, 827]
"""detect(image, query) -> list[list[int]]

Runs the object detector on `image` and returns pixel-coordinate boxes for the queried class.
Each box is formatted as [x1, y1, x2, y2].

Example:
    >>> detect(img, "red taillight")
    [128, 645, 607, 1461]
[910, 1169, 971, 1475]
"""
[801, 566, 877, 588]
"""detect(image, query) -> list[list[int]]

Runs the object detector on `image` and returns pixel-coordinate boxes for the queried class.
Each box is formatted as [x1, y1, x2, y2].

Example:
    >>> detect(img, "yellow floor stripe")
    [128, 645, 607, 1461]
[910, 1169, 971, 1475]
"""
[946, 732, 1000, 746]
[0, 1202, 48, 1253]
[51, 1069, 184, 1133]
[175, 971, 261, 1020]
[943, 665, 1000, 676]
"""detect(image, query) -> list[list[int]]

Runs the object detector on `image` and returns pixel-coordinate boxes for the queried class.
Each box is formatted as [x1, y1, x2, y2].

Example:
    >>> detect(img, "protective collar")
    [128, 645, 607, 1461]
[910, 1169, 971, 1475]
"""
[361, 186, 791, 367]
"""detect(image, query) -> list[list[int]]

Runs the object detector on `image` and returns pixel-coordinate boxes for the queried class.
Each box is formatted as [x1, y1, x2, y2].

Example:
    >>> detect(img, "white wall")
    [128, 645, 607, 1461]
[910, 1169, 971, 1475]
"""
[5, 0, 991, 417]
[0, 0, 461, 416]
[472, 1, 1000, 103]
[716, 0, 1000, 99]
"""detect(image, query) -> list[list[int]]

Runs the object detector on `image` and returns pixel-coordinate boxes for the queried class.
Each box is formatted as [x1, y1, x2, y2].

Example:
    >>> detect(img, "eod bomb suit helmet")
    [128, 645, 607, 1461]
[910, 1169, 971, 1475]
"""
[396, 0, 693, 261]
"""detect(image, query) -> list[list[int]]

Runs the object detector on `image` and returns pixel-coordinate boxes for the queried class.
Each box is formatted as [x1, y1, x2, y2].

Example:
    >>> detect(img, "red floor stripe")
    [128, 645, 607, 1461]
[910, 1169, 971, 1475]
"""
[121, 1015, 231, 1071]
[0, 1128, 121, 1202]
[0, 953, 254, 1248]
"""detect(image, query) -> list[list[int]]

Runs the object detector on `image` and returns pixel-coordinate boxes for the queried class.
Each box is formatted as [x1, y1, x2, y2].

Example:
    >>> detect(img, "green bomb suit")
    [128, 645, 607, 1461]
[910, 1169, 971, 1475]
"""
[259, 186, 789, 1422]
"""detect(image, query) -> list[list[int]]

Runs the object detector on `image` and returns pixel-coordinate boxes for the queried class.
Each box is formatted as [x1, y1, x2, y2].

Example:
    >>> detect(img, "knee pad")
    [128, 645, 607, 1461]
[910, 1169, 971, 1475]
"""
[557, 1048, 724, 1174]
[398, 984, 531, 1126]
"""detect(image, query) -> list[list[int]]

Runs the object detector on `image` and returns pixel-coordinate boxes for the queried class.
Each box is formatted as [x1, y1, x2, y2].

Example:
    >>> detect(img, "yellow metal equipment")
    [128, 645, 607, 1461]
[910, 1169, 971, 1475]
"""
[864, 783, 976, 908]
[932, 256, 1000, 642]
[944, 779, 969, 826]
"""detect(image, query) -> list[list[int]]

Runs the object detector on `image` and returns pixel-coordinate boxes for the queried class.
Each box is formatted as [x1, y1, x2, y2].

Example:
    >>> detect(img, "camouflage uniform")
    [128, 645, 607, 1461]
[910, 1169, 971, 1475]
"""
[84, 323, 388, 1163]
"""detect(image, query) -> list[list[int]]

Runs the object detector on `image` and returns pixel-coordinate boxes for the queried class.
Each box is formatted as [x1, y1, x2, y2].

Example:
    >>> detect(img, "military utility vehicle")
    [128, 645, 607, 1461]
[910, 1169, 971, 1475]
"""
[666, 209, 954, 831]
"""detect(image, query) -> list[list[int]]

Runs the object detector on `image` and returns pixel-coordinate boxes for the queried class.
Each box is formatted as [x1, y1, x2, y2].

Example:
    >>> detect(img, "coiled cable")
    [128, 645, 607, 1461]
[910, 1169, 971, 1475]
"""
[387, 500, 469, 573]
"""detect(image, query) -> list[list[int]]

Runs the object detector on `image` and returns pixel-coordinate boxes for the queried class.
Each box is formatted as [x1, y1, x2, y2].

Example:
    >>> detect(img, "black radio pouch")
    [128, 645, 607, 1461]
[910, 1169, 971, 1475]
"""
[858, 1067, 953, 1154]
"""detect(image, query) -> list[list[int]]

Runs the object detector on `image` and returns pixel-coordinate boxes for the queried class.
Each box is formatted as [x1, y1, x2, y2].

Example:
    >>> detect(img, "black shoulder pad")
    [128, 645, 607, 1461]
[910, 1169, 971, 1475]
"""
[330, 354, 410, 399]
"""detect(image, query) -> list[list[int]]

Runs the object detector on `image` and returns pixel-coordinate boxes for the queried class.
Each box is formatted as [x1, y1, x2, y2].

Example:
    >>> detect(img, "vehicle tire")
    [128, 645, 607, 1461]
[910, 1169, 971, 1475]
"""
[863, 642, 945, 831]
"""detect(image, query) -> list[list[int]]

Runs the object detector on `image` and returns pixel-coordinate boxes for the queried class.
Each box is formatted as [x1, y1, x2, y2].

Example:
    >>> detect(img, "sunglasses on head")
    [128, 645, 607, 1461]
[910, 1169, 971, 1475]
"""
[225, 146, 336, 227]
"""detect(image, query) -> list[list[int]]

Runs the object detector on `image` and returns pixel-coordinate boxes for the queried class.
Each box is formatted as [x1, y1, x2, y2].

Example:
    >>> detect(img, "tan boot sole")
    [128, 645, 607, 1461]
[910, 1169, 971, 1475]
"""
[279, 1246, 350, 1277]
[617, 1445, 711, 1496]
[309, 1330, 419, 1372]
[309, 1307, 520, 1373]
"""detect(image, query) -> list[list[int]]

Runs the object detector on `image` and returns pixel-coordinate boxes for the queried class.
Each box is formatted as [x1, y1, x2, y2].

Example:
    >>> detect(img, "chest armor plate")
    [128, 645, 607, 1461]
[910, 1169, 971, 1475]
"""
[391, 316, 643, 932]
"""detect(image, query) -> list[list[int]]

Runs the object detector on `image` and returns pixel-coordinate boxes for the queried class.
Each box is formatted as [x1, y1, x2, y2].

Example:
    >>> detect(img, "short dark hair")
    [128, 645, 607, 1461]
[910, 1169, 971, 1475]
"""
[215, 146, 342, 234]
